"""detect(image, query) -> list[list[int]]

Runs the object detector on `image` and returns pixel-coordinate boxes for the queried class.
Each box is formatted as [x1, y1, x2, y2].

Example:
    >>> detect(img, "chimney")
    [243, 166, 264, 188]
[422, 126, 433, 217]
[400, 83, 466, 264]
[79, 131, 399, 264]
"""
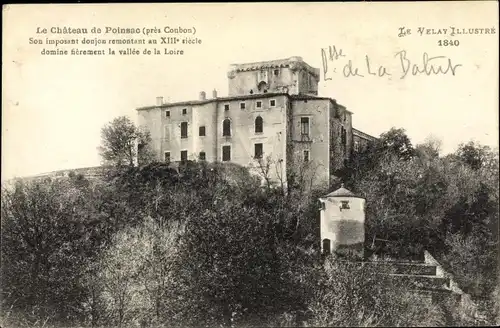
[199, 91, 206, 100]
[212, 89, 218, 98]
[156, 96, 164, 106]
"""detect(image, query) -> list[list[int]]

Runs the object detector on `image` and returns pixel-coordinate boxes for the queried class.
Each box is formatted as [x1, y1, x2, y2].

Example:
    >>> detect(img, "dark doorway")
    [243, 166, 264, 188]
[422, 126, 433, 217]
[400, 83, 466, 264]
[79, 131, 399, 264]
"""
[323, 239, 331, 255]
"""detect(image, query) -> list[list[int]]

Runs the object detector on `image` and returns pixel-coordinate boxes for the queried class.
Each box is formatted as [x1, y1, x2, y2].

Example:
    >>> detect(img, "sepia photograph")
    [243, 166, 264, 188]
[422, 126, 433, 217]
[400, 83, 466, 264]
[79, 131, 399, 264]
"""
[2, 2, 499, 327]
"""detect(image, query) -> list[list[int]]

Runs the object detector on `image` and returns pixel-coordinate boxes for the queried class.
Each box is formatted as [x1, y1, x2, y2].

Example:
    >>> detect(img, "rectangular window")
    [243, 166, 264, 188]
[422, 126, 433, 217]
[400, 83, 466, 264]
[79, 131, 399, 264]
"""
[304, 150, 310, 162]
[240, 102, 246, 110]
[224, 104, 230, 111]
[256, 101, 262, 108]
[199, 151, 206, 161]
[341, 201, 350, 210]
[164, 152, 170, 163]
[254, 143, 263, 159]
[181, 122, 188, 138]
[223, 119, 231, 137]
[181, 150, 188, 162]
[165, 110, 170, 117]
[270, 99, 276, 107]
[182, 108, 187, 115]
[300, 117, 310, 136]
[341, 127, 346, 144]
[274, 69, 279, 76]
[222, 145, 231, 161]
[199, 126, 206, 136]
[354, 141, 360, 152]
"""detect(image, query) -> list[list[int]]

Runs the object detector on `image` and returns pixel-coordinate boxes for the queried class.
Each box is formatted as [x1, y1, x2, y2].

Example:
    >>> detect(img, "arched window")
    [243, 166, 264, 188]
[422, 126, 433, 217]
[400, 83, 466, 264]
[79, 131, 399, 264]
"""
[322, 239, 331, 255]
[222, 119, 231, 136]
[258, 81, 268, 92]
[255, 116, 263, 133]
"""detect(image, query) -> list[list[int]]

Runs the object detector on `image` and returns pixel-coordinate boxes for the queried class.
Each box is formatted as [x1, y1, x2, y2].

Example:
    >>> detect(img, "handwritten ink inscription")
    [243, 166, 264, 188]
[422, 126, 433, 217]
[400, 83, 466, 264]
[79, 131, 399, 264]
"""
[321, 46, 462, 80]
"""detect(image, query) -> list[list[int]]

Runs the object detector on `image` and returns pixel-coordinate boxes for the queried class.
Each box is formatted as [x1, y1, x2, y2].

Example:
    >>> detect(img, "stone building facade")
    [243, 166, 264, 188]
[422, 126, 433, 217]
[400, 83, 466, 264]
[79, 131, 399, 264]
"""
[136, 56, 375, 188]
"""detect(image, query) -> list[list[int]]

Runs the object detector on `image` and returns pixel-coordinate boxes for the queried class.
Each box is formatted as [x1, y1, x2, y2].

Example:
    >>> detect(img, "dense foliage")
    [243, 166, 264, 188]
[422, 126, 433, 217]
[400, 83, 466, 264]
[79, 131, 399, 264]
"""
[1, 126, 498, 327]
[98, 116, 154, 167]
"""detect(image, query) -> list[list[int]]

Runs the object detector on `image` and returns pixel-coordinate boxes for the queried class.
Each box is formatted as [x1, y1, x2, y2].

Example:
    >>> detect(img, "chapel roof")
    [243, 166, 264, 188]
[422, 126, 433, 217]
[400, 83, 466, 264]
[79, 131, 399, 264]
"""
[323, 184, 363, 198]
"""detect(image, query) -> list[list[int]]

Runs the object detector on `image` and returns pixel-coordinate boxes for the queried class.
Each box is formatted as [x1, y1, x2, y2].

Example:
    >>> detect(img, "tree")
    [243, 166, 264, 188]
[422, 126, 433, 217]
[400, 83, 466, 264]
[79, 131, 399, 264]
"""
[346, 133, 498, 323]
[416, 135, 443, 164]
[96, 217, 185, 327]
[455, 141, 494, 171]
[98, 116, 152, 167]
[378, 127, 415, 160]
[342, 127, 415, 185]
[3, 132, 498, 327]
[0, 177, 111, 326]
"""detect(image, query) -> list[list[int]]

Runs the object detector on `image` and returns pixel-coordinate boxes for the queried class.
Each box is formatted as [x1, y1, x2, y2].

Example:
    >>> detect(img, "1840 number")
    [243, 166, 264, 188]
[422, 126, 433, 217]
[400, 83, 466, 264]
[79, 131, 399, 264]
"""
[438, 40, 460, 47]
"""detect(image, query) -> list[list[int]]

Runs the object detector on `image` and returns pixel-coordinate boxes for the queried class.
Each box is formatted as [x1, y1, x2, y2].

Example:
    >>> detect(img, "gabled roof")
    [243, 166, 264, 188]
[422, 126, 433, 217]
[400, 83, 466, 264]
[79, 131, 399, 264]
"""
[322, 184, 364, 198]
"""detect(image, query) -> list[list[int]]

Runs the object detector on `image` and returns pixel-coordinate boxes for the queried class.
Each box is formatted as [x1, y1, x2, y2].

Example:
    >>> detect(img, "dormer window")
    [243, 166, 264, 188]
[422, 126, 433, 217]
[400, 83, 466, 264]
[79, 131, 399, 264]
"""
[258, 81, 268, 92]
[257, 70, 269, 83]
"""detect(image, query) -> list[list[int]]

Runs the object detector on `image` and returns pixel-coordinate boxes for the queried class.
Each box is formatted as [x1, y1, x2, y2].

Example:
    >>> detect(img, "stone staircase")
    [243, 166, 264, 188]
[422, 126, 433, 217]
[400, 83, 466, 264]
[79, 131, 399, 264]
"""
[331, 254, 485, 322]
[362, 260, 452, 294]
[363, 251, 477, 310]
[353, 251, 491, 325]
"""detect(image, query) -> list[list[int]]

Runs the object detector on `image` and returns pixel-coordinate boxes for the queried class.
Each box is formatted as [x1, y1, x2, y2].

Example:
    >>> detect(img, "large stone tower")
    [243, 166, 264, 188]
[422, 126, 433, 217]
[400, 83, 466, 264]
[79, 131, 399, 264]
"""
[319, 184, 366, 259]
[227, 56, 320, 96]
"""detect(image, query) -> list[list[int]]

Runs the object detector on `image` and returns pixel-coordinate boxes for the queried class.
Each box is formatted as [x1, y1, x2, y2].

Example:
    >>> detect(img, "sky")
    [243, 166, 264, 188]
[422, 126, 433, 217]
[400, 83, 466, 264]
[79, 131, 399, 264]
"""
[2, 2, 499, 180]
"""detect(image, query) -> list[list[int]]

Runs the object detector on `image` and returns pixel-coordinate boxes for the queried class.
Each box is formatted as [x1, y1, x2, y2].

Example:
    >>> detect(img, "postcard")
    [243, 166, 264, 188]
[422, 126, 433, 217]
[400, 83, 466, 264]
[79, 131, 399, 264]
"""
[2, 3, 498, 328]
